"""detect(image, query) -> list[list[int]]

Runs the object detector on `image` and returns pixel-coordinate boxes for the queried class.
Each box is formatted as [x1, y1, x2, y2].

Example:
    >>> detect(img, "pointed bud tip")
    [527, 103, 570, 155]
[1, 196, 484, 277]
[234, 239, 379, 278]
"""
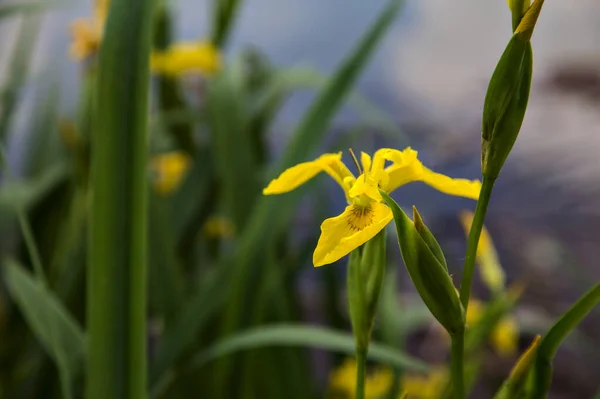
[515, 0, 545, 41]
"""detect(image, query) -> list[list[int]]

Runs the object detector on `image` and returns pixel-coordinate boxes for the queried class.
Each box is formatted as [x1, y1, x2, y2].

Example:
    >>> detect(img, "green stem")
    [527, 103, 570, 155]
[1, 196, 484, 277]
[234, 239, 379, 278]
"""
[450, 331, 466, 399]
[459, 176, 495, 310]
[356, 348, 367, 399]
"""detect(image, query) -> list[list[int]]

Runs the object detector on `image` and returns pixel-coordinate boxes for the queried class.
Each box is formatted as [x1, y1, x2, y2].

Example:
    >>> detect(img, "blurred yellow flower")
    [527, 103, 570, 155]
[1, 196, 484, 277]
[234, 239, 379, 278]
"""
[459, 211, 505, 294]
[328, 358, 448, 399]
[150, 42, 221, 77]
[467, 299, 518, 357]
[203, 216, 235, 238]
[264, 148, 481, 267]
[151, 151, 191, 195]
[401, 367, 448, 399]
[69, 0, 109, 60]
[329, 358, 393, 399]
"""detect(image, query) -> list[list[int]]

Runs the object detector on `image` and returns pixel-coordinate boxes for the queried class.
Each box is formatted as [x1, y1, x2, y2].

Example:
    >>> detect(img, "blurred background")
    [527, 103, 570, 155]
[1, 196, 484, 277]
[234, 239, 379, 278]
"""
[1, 0, 599, 398]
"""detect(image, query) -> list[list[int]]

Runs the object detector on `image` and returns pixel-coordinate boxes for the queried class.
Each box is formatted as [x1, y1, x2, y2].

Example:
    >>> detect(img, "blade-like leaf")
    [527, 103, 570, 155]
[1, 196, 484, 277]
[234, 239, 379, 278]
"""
[152, 324, 429, 397]
[4, 260, 85, 399]
[221, 0, 405, 347]
[529, 283, 600, 399]
[0, 0, 71, 18]
[87, 0, 154, 396]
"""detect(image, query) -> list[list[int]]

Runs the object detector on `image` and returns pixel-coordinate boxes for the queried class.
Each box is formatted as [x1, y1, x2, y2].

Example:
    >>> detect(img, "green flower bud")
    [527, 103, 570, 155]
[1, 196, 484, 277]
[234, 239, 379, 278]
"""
[381, 192, 464, 335]
[347, 229, 387, 350]
[481, 0, 545, 180]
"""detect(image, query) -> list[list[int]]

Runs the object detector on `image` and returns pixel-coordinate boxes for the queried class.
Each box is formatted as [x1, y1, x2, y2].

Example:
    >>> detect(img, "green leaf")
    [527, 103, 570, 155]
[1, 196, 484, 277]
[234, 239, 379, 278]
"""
[257, 66, 407, 143]
[0, 16, 40, 142]
[205, 56, 260, 230]
[0, 1, 70, 18]
[87, 0, 154, 396]
[529, 283, 600, 399]
[222, 0, 405, 341]
[4, 260, 85, 399]
[152, 324, 429, 397]
[149, 267, 229, 385]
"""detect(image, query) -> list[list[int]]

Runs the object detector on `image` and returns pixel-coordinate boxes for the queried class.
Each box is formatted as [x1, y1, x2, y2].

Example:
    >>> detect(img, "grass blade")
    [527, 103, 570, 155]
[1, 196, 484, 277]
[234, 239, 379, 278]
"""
[153, 324, 429, 397]
[4, 260, 85, 399]
[529, 283, 600, 399]
[0, 16, 40, 142]
[221, 0, 404, 347]
[87, 0, 154, 396]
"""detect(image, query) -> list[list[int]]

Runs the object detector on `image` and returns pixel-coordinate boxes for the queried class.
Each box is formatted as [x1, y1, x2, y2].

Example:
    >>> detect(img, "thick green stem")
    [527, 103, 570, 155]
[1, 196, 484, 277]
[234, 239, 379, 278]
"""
[459, 177, 495, 310]
[356, 348, 367, 399]
[450, 331, 466, 399]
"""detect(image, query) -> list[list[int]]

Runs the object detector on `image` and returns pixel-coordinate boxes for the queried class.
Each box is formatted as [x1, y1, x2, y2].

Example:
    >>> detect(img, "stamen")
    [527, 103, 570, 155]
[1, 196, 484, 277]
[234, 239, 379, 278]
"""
[348, 148, 362, 175]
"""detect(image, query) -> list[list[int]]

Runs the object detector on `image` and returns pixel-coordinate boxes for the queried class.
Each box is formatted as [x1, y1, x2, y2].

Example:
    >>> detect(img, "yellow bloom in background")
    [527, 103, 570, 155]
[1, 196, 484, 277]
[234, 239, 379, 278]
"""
[203, 216, 235, 238]
[401, 367, 448, 399]
[490, 316, 519, 357]
[328, 358, 448, 399]
[466, 299, 518, 357]
[69, 0, 109, 60]
[151, 151, 192, 195]
[151, 42, 222, 77]
[329, 358, 394, 399]
[459, 211, 506, 294]
[264, 147, 481, 266]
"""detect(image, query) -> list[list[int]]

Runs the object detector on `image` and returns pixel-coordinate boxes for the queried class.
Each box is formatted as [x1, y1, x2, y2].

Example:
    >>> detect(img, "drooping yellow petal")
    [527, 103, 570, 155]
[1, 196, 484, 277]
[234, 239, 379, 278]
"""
[459, 211, 506, 293]
[491, 316, 519, 357]
[203, 216, 235, 238]
[263, 153, 354, 196]
[420, 167, 481, 200]
[150, 42, 221, 77]
[382, 147, 481, 200]
[313, 202, 392, 267]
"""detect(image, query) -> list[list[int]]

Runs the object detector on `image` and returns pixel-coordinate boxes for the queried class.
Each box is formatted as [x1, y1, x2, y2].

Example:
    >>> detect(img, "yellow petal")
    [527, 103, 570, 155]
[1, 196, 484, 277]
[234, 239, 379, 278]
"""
[313, 202, 392, 267]
[348, 173, 382, 202]
[150, 42, 221, 76]
[360, 151, 372, 173]
[491, 316, 519, 357]
[263, 153, 353, 196]
[421, 167, 481, 200]
[382, 147, 481, 200]
[459, 211, 506, 293]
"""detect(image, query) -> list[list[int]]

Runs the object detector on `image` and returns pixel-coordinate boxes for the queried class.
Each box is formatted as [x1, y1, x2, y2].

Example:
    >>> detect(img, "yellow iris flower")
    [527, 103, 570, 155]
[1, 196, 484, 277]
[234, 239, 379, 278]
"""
[329, 358, 394, 399]
[69, 0, 109, 60]
[328, 358, 447, 399]
[263, 147, 481, 267]
[151, 151, 192, 195]
[150, 42, 222, 77]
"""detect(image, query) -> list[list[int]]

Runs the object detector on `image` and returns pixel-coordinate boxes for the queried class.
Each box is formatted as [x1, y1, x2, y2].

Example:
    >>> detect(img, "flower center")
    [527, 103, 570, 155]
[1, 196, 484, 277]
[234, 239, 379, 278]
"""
[347, 204, 374, 231]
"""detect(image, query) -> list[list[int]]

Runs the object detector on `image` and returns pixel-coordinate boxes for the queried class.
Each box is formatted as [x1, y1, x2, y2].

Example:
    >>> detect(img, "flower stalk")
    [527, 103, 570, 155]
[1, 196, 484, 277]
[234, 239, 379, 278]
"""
[459, 176, 495, 311]
[450, 330, 466, 399]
